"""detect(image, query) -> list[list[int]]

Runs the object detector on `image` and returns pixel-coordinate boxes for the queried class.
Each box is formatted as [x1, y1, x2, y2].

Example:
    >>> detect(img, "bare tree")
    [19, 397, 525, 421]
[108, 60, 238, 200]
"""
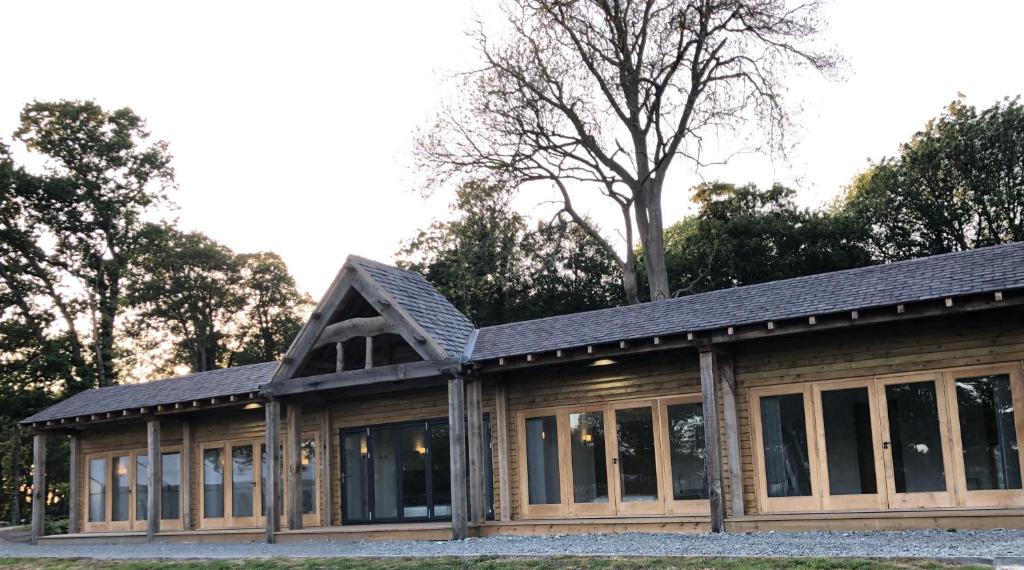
[417, 0, 838, 303]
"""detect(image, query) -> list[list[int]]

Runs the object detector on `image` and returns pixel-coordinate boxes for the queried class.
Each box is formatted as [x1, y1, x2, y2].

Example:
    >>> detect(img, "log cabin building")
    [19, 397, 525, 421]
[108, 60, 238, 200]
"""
[21, 242, 1024, 544]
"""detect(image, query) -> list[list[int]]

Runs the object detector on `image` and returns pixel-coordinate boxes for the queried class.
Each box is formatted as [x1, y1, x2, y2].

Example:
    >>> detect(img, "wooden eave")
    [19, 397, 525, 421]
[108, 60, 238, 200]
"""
[25, 390, 265, 432]
[264, 359, 461, 397]
[471, 289, 1022, 374]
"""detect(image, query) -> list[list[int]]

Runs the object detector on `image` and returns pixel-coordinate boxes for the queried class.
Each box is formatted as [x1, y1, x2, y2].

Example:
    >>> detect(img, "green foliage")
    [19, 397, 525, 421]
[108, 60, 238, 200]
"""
[656, 182, 873, 295]
[398, 181, 624, 326]
[229, 252, 313, 367]
[842, 97, 1024, 261]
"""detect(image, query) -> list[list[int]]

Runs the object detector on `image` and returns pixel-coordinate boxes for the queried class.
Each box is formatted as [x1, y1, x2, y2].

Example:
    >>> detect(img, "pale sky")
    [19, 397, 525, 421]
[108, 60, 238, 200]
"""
[3, 1, 1023, 299]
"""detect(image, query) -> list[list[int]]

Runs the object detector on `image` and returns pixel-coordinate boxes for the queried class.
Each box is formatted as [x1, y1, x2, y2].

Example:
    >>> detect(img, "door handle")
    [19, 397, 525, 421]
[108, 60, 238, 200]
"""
[613, 457, 618, 465]
[882, 441, 891, 449]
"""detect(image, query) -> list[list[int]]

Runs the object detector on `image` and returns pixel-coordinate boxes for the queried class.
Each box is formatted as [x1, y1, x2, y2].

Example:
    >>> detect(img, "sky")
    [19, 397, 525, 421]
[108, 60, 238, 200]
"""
[3, 0, 1023, 299]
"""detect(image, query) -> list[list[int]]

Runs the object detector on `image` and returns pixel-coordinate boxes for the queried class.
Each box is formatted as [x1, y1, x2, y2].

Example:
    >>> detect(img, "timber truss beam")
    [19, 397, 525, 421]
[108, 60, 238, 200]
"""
[25, 391, 263, 431]
[472, 289, 1022, 373]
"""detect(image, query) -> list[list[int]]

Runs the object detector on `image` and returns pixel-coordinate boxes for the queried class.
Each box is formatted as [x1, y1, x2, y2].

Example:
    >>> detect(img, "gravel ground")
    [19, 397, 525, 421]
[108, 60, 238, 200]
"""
[1, 529, 1024, 561]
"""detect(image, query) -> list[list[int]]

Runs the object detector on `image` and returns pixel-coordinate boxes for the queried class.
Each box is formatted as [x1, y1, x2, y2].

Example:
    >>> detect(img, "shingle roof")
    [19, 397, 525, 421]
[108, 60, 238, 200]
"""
[470, 241, 1024, 361]
[350, 256, 475, 359]
[21, 362, 276, 424]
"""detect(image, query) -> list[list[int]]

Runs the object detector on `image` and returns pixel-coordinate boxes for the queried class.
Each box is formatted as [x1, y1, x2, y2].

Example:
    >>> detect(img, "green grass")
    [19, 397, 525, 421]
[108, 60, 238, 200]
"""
[0, 557, 992, 570]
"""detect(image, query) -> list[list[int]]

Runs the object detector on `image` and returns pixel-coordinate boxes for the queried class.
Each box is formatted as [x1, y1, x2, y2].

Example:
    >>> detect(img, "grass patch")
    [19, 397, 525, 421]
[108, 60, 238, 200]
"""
[0, 557, 991, 570]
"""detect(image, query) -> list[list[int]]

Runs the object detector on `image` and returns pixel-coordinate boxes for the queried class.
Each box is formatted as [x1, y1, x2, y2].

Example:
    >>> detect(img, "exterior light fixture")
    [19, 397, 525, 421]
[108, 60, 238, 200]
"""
[591, 358, 617, 367]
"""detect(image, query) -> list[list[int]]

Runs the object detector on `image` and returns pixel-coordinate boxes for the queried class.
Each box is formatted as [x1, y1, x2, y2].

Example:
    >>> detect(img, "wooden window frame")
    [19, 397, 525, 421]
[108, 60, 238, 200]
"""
[941, 362, 1024, 508]
[199, 439, 264, 529]
[81, 447, 183, 533]
[517, 394, 696, 519]
[874, 371, 958, 509]
[287, 431, 322, 527]
[811, 378, 887, 511]
[657, 395, 712, 515]
[749, 384, 821, 513]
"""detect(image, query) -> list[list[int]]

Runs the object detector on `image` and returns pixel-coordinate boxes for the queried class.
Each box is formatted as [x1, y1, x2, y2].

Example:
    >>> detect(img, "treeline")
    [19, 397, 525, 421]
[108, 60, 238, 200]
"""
[0, 101, 311, 524]
[401, 97, 1024, 325]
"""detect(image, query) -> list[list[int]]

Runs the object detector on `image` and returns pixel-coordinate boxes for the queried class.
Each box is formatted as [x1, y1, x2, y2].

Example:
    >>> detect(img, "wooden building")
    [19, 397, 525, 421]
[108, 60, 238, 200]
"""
[22, 243, 1024, 544]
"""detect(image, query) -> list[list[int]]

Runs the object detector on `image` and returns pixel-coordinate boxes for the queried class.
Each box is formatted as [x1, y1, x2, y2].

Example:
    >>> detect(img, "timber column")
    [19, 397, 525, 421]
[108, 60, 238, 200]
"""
[264, 399, 282, 543]
[146, 419, 162, 540]
[698, 346, 725, 532]
[30, 433, 45, 545]
[447, 373, 468, 540]
[466, 378, 486, 525]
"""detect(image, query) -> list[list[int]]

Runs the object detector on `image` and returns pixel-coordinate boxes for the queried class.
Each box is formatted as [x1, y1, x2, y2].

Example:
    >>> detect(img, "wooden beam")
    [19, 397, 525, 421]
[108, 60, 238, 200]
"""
[314, 316, 394, 348]
[286, 403, 303, 530]
[30, 433, 45, 545]
[698, 348, 725, 533]
[68, 433, 80, 534]
[265, 359, 461, 397]
[335, 342, 344, 373]
[350, 270, 449, 361]
[448, 375, 468, 540]
[264, 400, 282, 542]
[146, 419, 162, 540]
[181, 421, 193, 531]
[466, 379, 485, 525]
[320, 408, 333, 527]
[718, 351, 744, 517]
[494, 380, 511, 522]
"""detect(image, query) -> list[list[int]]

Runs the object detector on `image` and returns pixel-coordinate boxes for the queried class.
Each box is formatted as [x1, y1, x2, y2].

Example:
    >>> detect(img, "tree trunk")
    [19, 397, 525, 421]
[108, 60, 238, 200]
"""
[622, 249, 641, 305]
[636, 182, 670, 301]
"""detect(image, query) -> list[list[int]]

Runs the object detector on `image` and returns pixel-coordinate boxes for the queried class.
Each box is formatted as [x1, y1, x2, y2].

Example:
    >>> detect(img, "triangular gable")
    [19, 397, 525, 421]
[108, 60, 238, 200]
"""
[269, 256, 474, 385]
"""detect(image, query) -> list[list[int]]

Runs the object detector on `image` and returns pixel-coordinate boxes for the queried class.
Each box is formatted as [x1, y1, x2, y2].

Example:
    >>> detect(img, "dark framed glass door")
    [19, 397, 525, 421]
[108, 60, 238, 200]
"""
[340, 416, 493, 525]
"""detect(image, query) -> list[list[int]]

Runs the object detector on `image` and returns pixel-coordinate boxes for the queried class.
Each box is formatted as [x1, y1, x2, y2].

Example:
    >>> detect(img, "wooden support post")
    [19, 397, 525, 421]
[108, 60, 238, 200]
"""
[286, 403, 303, 530]
[466, 379, 485, 525]
[719, 351, 744, 517]
[447, 374, 468, 540]
[494, 380, 511, 522]
[264, 400, 281, 543]
[364, 336, 374, 369]
[30, 433, 45, 545]
[68, 433, 80, 535]
[146, 419, 162, 540]
[320, 408, 333, 527]
[699, 347, 725, 533]
[335, 341, 344, 372]
[181, 421, 193, 530]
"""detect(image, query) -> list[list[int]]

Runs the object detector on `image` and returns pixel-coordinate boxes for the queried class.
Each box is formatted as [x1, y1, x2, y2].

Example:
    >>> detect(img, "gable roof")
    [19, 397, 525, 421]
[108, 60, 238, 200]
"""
[21, 362, 276, 424]
[348, 256, 475, 359]
[469, 241, 1024, 362]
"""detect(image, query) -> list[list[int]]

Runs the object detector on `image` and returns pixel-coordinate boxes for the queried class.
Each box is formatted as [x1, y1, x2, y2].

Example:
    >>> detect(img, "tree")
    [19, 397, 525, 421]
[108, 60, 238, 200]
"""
[126, 225, 243, 373]
[14, 101, 174, 386]
[658, 182, 871, 294]
[842, 97, 1024, 262]
[417, 0, 838, 303]
[398, 180, 624, 325]
[228, 252, 313, 367]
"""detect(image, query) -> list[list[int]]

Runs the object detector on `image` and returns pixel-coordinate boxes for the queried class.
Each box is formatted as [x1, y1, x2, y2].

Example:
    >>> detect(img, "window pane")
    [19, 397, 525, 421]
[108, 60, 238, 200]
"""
[821, 387, 877, 495]
[342, 432, 370, 522]
[956, 374, 1022, 491]
[301, 439, 317, 515]
[371, 429, 398, 519]
[569, 411, 608, 504]
[760, 393, 812, 497]
[231, 445, 255, 518]
[111, 455, 131, 521]
[203, 448, 224, 518]
[615, 407, 659, 502]
[161, 452, 181, 520]
[400, 426, 429, 518]
[88, 458, 106, 523]
[885, 381, 947, 493]
[430, 423, 451, 518]
[666, 402, 707, 500]
[135, 454, 148, 521]
[525, 416, 561, 505]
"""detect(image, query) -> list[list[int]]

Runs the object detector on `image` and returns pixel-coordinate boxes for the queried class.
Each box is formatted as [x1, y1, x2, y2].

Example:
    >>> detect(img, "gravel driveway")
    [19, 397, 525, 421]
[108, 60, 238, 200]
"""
[1, 529, 1023, 561]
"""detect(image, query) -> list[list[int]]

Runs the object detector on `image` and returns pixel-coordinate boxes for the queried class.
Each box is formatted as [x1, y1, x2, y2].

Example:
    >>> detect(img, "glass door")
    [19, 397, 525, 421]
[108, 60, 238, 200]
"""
[751, 385, 820, 512]
[609, 402, 663, 515]
[230, 443, 257, 527]
[813, 381, 886, 510]
[659, 397, 709, 515]
[341, 431, 370, 523]
[109, 454, 132, 531]
[400, 425, 430, 519]
[876, 375, 956, 508]
[945, 366, 1024, 507]
[567, 409, 614, 516]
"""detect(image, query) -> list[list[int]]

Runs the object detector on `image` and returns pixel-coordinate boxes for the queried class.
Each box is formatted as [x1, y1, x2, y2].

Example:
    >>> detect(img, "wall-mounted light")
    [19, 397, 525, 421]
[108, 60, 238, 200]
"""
[416, 446, 427, 455]
[590, 358, 617, 367]
[242, 402, 263, 410]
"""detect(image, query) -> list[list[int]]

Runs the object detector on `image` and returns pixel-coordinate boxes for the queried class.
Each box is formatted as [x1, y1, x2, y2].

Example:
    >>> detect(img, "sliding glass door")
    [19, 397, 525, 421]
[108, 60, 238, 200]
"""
[340, 417, 492, 524]
[814, 381, 886, 510]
